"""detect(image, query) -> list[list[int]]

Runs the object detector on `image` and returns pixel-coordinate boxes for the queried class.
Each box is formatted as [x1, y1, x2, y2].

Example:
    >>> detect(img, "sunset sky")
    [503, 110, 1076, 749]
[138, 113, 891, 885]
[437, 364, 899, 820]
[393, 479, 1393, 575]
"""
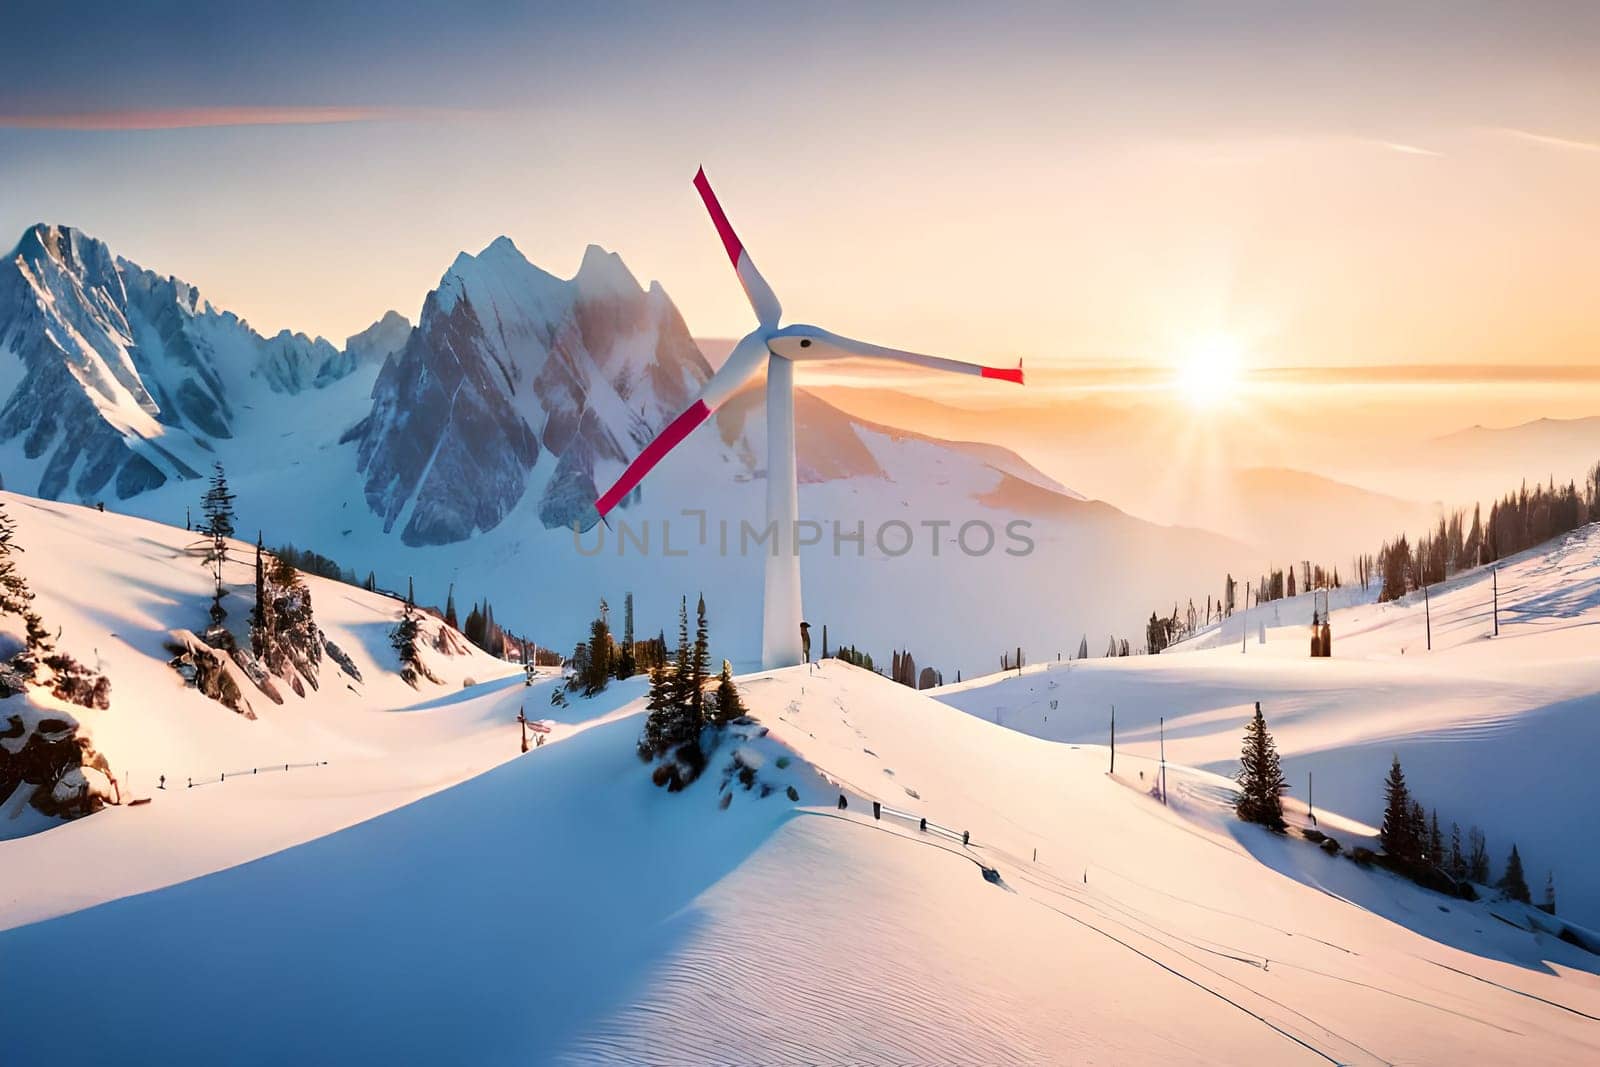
[3, 2, 1597, 376]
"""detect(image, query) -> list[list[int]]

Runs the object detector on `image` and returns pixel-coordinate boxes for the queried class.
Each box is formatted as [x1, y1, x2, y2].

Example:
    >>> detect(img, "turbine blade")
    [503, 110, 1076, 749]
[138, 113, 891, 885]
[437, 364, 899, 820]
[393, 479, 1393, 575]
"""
[818, 329, 1024, 384]
[695, 167, 782, 327]
[592, 333, 770, 518]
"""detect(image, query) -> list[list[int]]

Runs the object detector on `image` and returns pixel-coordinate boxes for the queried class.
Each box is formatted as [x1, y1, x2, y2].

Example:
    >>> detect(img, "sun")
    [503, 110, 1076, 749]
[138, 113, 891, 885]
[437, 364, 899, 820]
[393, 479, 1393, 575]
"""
[1172, 333, 1247, 410]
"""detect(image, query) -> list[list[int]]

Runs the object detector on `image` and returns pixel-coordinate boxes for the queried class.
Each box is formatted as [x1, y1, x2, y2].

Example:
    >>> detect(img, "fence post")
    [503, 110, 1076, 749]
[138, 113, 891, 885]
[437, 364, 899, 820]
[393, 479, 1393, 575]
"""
[962, 830, 970, 846]
[872, 801, 881, 820]
[919, 817, 927, 832]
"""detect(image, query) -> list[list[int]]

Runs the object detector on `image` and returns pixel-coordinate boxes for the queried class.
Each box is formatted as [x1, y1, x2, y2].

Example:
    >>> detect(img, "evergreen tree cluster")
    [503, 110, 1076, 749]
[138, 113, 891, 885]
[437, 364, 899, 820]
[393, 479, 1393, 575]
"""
[1376, 472, 1597, 603]
[1378, 754, 1540, 906]
[1147, 610, 1178, 654]
[637, 594, 747, 789]
[273, 543, 361, 586]
[390, 578, 439, 688]
[574, 598, 616, 695]
[1234, 702, 1287, 830]
[1103, 636, 1133, 657]
[1197, 566, 1344, 634]
[835, 644, 874, 671]
[462, 598, 510, 658]
[889, 649, 943, 689]
[567, 593, 671, 696]
[0, 501, 111, 709]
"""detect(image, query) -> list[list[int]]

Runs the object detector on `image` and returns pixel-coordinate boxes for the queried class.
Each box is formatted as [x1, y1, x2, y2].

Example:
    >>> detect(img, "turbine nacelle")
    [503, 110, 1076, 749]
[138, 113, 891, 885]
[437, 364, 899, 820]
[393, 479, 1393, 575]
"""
[766, 324, 1023, 383]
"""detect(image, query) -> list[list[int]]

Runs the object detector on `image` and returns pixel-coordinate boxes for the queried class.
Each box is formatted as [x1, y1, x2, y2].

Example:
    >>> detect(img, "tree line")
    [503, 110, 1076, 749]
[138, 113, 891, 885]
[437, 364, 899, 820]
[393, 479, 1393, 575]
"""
[1377, 467, 1600, 602]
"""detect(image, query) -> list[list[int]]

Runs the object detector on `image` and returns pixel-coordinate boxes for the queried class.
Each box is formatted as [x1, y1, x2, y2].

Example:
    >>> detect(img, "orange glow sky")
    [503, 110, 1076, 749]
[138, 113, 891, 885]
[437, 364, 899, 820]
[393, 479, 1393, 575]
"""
[2, 4, 1597, 375]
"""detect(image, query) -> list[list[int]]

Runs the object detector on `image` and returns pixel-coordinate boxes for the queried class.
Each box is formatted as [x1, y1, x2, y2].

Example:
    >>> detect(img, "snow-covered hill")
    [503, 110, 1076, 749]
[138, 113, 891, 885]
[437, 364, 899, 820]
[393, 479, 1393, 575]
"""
[938, 522, 1600, 931]
[0, 492, 525, 854]
[0, 225, 1253, 675]
[1, 504, 1596, 1062]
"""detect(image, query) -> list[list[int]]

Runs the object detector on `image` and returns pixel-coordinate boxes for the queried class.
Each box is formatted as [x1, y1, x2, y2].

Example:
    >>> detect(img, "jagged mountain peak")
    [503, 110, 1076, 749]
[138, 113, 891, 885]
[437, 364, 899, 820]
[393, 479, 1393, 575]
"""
[345, 309, 411, 365]
[574, 243, 642, 297]
[355, 236, 727, 546]
[0, 224, 390, 503]
[13, 222, 108, 271]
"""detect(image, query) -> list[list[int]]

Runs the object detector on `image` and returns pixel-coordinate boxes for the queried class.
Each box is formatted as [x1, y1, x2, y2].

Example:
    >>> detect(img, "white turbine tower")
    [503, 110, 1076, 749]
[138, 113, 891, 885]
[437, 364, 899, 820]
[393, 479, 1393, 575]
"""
[593, 168, 1024, 669]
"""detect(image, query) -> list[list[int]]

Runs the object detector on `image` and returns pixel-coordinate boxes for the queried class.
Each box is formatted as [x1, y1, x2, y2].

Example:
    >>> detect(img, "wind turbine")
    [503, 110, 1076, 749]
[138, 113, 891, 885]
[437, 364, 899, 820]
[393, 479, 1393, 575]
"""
[592, 168, 1024, 669]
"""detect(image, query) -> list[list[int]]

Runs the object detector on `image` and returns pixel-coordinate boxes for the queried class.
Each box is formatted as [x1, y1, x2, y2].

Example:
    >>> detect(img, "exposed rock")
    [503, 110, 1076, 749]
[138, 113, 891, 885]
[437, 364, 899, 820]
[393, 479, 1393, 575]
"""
[0, 702, 116, 821]
[165, 629, 256, 719]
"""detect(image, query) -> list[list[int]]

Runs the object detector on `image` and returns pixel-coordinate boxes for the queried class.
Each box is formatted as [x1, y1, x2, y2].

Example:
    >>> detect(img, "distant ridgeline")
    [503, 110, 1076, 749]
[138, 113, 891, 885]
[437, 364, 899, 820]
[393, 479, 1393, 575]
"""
[1139, 460, 1600, 655]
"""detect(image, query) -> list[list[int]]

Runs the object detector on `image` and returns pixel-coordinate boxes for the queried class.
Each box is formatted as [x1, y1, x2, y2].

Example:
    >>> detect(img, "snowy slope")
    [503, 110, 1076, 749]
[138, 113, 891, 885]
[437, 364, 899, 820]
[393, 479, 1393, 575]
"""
[938, 522, 1600, 930]
[0, 499, 1596, 1062]
[3, 652, 1597, 1063]
[0, 491, 531, 871]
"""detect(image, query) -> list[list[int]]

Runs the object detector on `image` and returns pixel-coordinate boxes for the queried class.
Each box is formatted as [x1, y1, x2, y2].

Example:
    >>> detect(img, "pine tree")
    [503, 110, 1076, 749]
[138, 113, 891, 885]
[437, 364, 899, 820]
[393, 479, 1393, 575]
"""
[0, 502, 56, 684]
[671, 596, 692, 717]
[617, 592, 637, 678]
[821, 624, 829, 659]
[639, 663, 673, 757]
[200, 462, 237, 625]
[690, 594, 710, 727]
[1449, 822, 1465, 880]
[1499, 844, 1531, 903]
[0, 501, 35, 620]
[1234, 702, 1287, 829]
[391, 597, 424, 686]
[1467, 826, 1490, 883]
[582, 603, 613, 695]
[1543, 871, 1556, 915]
[1077, 634, 1088, 660]
[711, 659, 746, 725]
[1409, 800, 1428, 864]
[1379, 756, 1415, 863]
[364, 571, 377, 592]
[444, 584, 458, 630]
[251, 533, 268, 636]
[1428, 809, 1443, 869]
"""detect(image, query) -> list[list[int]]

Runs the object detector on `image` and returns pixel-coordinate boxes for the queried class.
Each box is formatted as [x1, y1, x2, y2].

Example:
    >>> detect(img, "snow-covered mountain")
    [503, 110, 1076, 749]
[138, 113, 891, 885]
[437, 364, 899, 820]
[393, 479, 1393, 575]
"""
[0, 225, 1252, 674]
[352, 238, 724, 544]
[0, 225, 390, 501]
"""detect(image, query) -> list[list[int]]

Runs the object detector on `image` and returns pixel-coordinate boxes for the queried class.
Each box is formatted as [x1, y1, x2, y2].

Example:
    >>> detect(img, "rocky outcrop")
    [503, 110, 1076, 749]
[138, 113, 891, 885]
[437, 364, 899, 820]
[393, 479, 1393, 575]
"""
[0, 700, 116, 821]
[165, 630, 256, 719]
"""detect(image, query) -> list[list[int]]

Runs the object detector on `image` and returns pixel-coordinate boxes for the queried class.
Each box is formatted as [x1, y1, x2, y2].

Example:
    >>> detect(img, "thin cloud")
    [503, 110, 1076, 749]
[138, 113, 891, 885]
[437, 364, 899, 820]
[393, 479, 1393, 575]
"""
[1490, 127, 1600, 153]
[0, 106, 461, 131]
[1378, 140, 1443, 158]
